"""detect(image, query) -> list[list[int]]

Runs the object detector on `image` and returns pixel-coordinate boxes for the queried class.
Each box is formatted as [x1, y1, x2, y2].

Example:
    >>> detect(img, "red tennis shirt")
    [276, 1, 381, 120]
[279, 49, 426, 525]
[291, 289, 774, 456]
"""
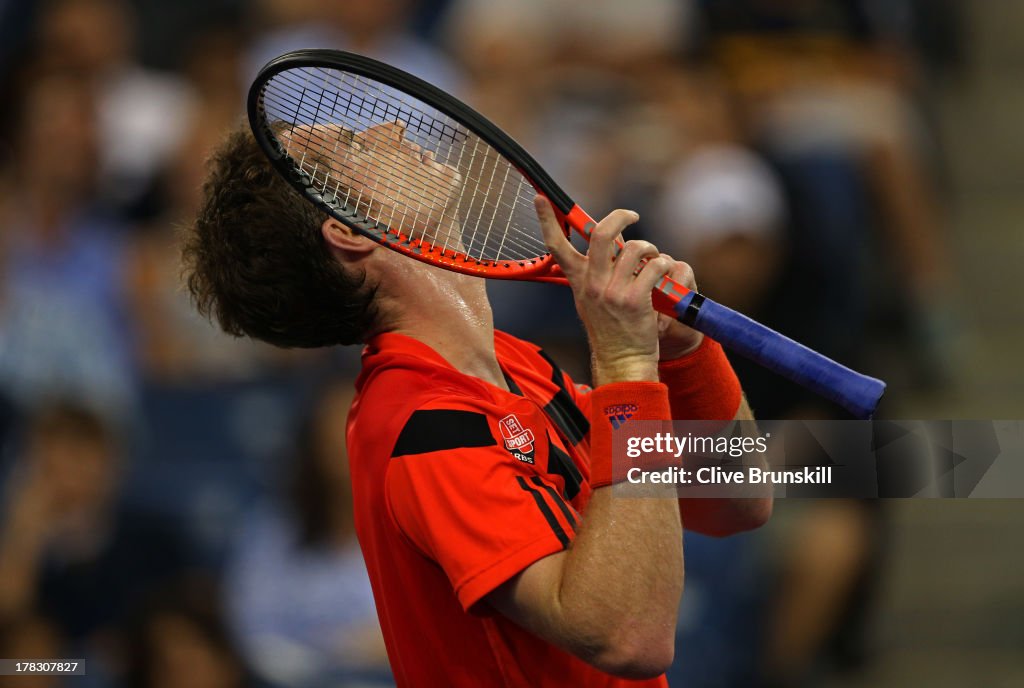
[348, 331, 670, 687]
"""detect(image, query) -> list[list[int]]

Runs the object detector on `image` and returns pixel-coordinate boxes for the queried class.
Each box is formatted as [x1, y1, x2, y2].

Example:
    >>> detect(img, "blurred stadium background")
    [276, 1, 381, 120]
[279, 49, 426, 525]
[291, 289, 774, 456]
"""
[0, 1, 1021, 687]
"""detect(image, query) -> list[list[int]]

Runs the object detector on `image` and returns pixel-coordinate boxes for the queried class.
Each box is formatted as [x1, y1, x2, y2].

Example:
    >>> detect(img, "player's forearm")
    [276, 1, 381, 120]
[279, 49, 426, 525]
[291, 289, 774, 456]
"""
[549, 485, 683, 678]
[523, 367, 682, 676]
[567, 363, 681, 673]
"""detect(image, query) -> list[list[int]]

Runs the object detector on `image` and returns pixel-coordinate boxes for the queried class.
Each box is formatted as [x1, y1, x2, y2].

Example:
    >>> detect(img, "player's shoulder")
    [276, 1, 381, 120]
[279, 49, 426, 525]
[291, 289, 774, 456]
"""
[357, 373, 522, 467]
[350, 371, 510, 470]
[356, 366, 500, 424]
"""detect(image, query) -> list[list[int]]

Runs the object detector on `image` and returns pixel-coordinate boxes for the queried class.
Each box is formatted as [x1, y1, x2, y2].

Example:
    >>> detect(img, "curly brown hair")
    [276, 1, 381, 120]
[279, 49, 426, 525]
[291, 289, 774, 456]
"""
[182, 126, 378, 348]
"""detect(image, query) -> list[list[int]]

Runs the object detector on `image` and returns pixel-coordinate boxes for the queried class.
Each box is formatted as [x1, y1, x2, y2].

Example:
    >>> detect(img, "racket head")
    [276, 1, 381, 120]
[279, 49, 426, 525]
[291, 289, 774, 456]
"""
[247, 49, 575, 280]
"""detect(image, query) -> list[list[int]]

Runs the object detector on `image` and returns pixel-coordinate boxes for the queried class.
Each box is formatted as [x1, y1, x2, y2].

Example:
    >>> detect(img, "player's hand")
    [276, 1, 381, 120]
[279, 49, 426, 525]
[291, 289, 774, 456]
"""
[536, 197, 673, 385]
[655, 254, 704, 360]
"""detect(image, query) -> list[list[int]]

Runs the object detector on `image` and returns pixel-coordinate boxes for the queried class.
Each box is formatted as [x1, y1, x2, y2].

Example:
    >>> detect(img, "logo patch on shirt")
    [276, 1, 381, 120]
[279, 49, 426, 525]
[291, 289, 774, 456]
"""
[499, 413, 536, 463]
[603, 403, 639, 429]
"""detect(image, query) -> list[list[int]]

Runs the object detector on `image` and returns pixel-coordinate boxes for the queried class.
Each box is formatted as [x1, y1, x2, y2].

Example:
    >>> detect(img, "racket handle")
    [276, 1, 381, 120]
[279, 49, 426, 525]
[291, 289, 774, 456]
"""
[676, 295, 886, 419]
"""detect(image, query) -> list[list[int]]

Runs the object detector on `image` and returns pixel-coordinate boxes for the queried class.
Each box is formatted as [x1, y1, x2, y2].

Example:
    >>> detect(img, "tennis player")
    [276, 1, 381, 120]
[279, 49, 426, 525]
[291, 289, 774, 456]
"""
[184, 123, 772, 686]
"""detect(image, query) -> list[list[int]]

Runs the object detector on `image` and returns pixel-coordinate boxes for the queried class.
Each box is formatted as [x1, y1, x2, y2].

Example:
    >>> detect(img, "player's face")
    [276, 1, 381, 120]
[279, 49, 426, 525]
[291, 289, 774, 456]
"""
[347, 120, 462, 236]
[286, 121, 462, 238]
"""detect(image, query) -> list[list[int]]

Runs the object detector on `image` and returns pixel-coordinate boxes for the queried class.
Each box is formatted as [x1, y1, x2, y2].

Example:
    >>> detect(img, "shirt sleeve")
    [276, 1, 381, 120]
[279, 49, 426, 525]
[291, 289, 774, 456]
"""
[385, 395, 578, 612]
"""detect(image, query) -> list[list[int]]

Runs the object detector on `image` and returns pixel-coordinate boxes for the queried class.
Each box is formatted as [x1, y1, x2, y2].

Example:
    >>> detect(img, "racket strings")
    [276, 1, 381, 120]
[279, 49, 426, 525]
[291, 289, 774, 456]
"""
[262, 83, 538, 232]
[262, 88, 543, 261]
[259, 68, 548, 263]
[267, 67, 543, 218]
[264, 81, 461, 241]
[262, 81, 539, 240]
[275, 114, 544, 262]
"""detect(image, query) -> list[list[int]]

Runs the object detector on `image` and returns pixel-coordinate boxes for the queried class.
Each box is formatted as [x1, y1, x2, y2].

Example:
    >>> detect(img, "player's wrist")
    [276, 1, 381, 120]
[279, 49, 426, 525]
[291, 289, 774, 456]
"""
[591, 354, 659, 386]
[593, 366, 659, 386]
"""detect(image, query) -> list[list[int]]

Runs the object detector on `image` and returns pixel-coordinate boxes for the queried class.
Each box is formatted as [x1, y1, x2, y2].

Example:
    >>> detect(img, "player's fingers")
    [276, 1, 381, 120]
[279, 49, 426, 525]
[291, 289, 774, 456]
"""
[630, 254, 675, 299]
[609, 240, 661, 290]
[661, 253, 698, 292]
[588, 209, 639, 283]
[535, 196, 583, 277]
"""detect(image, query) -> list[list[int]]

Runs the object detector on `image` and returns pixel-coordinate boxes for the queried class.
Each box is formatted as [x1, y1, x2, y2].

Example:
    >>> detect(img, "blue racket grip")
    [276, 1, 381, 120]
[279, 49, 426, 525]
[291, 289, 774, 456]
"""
[675, 295, 886, 419]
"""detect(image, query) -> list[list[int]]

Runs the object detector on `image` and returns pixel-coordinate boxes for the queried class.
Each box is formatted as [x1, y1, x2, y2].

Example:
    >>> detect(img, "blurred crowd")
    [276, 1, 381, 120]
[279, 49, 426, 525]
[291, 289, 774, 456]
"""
[0, 1, 966, 687]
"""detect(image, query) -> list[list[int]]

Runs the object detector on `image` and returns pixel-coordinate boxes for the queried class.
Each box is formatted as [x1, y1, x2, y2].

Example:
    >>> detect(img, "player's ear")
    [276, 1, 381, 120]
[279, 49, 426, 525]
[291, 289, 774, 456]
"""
[321, 218, 376, 258]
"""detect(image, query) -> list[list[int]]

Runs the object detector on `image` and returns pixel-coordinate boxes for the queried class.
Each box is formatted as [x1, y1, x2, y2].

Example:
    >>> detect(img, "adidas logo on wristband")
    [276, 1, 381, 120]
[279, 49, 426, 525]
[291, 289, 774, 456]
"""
[603, 403, 639, 429]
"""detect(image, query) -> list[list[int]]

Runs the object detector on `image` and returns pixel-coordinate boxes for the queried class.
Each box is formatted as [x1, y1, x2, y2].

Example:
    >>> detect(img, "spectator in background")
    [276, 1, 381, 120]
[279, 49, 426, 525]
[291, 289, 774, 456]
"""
[0, 402, 189, 668]
[123, 577, 247, 688]
[657, 147, 785, 315]
[246, 0, 463, 95]
[225, 378, 390, 687]
[653, 69, 786, 322]
[441, 0, 555, 141]
[0, 72, 136, 417]
[34, 0, 196, 218]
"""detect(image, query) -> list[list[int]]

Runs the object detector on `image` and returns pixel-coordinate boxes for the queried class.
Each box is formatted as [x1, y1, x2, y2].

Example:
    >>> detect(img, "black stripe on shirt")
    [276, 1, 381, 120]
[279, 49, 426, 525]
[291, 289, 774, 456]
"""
[391, 409, 495, 457]
[542, 395, 589, 446]
[516, 476, 571, 549]
[537, 350, 590, 445]
[530, 476, 577, 530]
[545, 432, 583, 501]
[501, 368, 524, 396]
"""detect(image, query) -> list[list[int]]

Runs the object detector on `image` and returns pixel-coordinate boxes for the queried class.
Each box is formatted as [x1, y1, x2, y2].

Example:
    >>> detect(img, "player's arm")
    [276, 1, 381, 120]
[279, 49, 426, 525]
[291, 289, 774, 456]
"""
[486, 203, 685, 679]
[489, 487, 680, 678]
[651, 257, 774, 536]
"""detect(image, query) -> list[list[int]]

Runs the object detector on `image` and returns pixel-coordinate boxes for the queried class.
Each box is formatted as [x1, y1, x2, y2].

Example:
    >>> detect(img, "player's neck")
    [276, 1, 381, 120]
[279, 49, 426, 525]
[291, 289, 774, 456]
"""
[399, 324, 507, 390]
[378, 265, 508, 390]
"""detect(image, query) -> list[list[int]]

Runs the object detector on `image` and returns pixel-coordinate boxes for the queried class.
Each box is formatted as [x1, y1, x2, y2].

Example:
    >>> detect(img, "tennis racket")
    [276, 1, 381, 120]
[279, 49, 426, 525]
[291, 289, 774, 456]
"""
[247, 49, 885, 418]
